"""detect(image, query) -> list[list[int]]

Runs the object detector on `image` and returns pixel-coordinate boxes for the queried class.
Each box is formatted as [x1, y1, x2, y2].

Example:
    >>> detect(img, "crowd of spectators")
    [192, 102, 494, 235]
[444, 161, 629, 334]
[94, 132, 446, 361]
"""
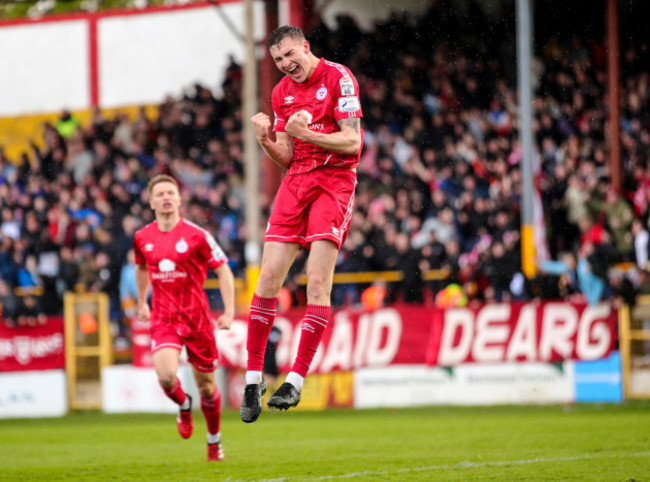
[1, 3, 650, 339]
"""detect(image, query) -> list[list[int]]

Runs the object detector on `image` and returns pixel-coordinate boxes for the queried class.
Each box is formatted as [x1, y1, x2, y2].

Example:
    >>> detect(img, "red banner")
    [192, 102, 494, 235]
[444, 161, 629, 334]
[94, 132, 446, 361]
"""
[217, 306, 434, 373]
[217, 302, 618, 372]
[0, 317, 65, 371]
[426, 302, 618, 366]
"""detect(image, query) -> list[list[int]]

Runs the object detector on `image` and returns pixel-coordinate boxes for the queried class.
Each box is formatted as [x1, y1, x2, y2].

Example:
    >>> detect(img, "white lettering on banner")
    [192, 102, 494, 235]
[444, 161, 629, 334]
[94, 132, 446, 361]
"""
[0, 333, 64, 364]
[472, 304, 511, 363]
[439, 309, 474, 366]
[576, 304, 611, 360]
[364, 309, 402, 366]
[539, 303, 578, 360]
[257, 309, 404, 373]
[437, 302, 613, 365]
[505, 304, 537, 361]
[354, 314, 371, 367]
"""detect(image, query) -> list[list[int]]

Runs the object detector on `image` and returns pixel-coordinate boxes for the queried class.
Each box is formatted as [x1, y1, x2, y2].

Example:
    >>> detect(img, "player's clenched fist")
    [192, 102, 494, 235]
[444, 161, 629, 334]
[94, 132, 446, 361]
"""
[251, 112, 271, 142]
[286, 110, 310, 140]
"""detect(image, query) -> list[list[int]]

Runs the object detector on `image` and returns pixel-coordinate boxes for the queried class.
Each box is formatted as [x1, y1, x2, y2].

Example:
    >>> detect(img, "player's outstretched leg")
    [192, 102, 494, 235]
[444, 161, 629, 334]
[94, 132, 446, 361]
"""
[176, 393, 193, 439]
[207, 433, 225, 462]
[240, 377, 267, 423]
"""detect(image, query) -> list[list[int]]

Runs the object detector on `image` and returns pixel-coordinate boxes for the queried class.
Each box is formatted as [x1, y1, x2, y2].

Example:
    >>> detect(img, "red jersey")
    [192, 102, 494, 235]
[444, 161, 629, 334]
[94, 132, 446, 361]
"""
[133, 218, 228, 334]
[272, 58, 364, 175]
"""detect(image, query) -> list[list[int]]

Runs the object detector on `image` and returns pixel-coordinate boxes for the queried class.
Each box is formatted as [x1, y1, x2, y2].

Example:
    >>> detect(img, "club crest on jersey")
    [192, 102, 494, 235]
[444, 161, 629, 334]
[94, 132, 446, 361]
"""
[316, 87, 328, 100]
[175, 238, 188, 253]
[339, 77, 355, 96]
[284, 96, 294, 104]
[145, 243, 154, 252]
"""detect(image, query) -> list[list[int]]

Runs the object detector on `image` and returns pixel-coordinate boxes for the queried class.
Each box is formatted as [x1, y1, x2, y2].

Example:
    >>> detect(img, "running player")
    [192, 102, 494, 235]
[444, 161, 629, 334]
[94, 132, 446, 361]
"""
[135, 174, 235, 461]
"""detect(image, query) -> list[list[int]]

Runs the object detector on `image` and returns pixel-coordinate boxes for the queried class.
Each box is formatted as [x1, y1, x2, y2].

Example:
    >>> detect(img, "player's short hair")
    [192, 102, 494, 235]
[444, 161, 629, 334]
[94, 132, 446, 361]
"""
[267, 25, 305, 50]
[147, 174, 179, 195]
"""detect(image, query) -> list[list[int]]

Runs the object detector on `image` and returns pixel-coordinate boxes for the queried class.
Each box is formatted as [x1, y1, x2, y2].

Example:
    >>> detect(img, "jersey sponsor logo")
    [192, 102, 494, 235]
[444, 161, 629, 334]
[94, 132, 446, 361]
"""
[339, 77, 355, 96]
[145, 243, 154, 252]
[316, 86, 328, 100]
[284, 96, 294, 104]
[159, 259, 175, 272]
[338, 96, 360, 112]
[152, 258, 188, 281]
[175, 237, 188, 253]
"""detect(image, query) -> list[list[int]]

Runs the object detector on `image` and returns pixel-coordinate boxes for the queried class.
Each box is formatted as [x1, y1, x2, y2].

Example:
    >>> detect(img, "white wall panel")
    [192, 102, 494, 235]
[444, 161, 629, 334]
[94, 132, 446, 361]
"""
[0, 21, 88, 115]
[99, 2, 264, 107]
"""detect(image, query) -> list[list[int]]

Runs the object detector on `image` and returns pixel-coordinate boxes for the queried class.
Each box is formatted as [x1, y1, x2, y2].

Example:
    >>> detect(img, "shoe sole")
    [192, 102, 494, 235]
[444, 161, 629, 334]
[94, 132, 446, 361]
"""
[267, 397, 301, 410]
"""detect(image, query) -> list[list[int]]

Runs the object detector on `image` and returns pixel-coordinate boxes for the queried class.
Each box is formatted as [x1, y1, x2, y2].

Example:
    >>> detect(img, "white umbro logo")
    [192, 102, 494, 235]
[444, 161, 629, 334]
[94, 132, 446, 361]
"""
[331, 227, 340, 236]
[145, 243, 154, 251]
[284, 96, 294, 104]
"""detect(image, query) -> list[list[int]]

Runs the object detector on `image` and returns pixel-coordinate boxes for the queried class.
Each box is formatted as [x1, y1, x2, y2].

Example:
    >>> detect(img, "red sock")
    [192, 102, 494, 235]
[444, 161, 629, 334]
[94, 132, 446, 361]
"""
[246, 294, 278, 371]
[291, 305, 330, 377]
[201, 388, 221, 435]
[160, 377, 186, 406]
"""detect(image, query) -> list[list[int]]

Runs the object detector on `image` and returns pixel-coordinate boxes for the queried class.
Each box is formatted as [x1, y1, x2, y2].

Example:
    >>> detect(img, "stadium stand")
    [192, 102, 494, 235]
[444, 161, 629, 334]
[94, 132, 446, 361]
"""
[0, 2, 649, 346]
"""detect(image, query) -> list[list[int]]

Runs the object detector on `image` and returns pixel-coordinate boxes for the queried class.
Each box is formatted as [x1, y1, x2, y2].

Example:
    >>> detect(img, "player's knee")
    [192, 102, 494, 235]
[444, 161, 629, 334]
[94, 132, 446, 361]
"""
[257, 268, 283, 295]
[198, 381, 216, 398]
[157, 371, 176, 388]
[306, 275, 331, 302]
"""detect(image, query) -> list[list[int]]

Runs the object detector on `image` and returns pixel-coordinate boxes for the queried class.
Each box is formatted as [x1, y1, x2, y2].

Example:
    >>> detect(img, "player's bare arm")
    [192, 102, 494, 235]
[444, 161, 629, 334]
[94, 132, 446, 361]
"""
[135, 264, 151, 321]
[287, 112, 361, 155]
[213, 262, 235, 330]
[251, 112, 293, 169]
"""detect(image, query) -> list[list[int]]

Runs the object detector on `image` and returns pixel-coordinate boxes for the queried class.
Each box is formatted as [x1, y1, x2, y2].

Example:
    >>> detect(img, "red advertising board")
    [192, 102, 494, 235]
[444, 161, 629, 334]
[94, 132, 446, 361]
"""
[217, 306, 434, 373]
[426, 302, 618, 366]
[0, 317, 65, 371]
[217, 302, 618, 372]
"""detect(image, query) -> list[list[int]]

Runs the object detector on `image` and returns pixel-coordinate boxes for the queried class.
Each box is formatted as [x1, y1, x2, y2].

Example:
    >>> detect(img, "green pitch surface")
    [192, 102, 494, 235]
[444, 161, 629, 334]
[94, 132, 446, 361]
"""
[1, 403, 649, 481]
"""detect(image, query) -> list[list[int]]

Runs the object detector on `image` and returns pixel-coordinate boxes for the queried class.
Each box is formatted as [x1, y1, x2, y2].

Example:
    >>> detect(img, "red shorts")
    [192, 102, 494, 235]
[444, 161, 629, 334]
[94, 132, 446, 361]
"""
[150, 322, 219, 372]
[266, 167, 357, 250]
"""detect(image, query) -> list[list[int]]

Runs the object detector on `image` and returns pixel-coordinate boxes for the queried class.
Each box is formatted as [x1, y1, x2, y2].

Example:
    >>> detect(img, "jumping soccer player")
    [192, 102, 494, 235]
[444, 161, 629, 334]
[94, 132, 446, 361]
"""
[241, 25, 363, 423]
[135, 174, 235, 461]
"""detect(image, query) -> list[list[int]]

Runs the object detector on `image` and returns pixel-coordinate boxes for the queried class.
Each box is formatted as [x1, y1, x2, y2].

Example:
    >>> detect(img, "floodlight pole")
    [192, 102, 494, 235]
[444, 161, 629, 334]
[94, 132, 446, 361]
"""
[243, 0, 261, 304]
[516, 0, 536, 279]
[606, 0, 621, 191]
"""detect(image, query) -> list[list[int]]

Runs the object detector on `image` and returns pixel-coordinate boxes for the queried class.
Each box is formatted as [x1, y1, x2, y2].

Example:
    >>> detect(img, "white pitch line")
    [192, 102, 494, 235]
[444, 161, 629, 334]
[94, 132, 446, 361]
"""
[258, 451, 650, 482]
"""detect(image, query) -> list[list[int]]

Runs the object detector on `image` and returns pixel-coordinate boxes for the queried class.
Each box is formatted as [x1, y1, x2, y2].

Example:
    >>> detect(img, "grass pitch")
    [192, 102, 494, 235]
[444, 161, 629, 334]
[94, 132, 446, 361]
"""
[1, 403, 649, 481]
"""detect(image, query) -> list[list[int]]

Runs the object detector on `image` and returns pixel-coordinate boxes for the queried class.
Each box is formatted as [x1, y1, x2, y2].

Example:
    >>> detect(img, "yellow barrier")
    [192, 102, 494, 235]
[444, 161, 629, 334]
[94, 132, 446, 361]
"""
[63, 291, 112, 410]
[296, 268, 449, 286]
[619, 296, 650, 399]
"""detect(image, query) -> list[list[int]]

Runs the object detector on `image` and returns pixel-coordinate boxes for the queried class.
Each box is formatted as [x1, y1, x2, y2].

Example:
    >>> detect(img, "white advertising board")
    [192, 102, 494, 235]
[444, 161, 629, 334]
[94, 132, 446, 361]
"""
[0, 370, 67, 418]
[102, 364, 227, 413]
[354, 363, 575, 408]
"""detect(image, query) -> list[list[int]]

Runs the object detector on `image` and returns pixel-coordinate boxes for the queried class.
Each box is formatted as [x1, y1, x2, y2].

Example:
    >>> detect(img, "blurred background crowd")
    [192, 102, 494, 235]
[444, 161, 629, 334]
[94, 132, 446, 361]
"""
[1, 2, 649, 340]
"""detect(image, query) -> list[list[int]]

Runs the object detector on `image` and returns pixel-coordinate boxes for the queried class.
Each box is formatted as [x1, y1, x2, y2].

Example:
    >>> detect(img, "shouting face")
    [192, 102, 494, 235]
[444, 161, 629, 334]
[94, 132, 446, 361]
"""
[270, 35, 316, 83]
